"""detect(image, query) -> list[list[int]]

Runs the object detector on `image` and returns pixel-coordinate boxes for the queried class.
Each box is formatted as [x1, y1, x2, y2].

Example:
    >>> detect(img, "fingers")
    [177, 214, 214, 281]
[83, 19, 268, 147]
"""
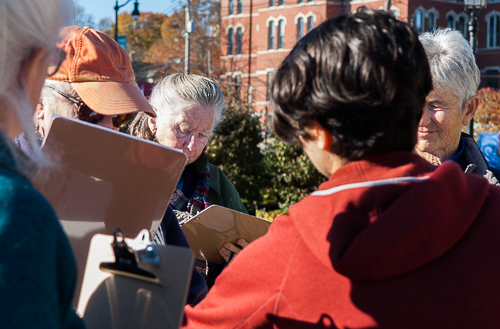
[219, 240, 250, 263]
[237, 239, 249, 248]
[219, 247, 236, 263]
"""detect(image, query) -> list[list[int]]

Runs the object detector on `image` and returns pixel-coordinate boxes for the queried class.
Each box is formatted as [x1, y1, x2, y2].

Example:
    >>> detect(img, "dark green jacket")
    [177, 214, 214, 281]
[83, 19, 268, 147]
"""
[190, 153, 247, 214]
[0, 134, 85, 329]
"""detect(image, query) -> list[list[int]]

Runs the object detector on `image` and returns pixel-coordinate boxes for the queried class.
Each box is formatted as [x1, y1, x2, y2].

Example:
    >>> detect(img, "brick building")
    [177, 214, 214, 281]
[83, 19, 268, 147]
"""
[220, 0, 500, 117]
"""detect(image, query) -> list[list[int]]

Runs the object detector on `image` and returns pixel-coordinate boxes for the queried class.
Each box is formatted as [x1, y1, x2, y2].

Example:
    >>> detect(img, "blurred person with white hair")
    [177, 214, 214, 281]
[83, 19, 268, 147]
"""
[0, 0, 85, 327]
[417, 28, 500, 184]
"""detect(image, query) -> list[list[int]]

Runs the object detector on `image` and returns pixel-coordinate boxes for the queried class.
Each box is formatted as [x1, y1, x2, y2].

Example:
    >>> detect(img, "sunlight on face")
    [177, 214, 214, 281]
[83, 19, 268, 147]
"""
[155, 106, 215, 164]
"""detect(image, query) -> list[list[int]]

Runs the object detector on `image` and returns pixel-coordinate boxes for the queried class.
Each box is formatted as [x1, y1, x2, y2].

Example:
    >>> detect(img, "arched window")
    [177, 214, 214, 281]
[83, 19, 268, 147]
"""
[269, 0, 275, 7]
[415, 10, 424, 33]
[268, 21, 275, 50]
[458, 16, 467, 36]
[447, 15, 455, 29]
[237, 0, 243, 14]
[236, 27, 243, 54]
[297, 17, 304, 40]
[228, 28, 234, 55]
[488, 14, 500, 48]
[229, 0, 235, 15]
[277, 20, 285, 49]
[307, 16, 314, 33]
[428, 12, 436, 31]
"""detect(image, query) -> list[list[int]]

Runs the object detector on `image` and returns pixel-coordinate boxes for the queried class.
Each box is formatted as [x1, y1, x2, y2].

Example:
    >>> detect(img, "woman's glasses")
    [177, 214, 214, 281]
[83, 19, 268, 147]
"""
[44, 85, 133, 128]
[47, 48, 66, 77]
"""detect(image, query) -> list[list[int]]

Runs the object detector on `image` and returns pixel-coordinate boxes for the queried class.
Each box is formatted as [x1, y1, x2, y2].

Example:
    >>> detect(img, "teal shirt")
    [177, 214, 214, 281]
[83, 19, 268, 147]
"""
[0, 135, 85, 328]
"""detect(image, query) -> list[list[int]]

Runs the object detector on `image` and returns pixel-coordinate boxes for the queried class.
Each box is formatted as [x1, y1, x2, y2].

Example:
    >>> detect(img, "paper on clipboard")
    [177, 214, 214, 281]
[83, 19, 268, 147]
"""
[78, 233, 193, 329]
[32, 116, 187, 305]
[181, 205, 272, 264]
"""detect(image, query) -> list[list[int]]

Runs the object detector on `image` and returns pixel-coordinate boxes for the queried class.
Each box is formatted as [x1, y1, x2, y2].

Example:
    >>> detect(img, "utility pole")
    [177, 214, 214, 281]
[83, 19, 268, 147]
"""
[384, 0, 391, 11]
[184, 1, 192, 75]
[247, 0, 253, 105]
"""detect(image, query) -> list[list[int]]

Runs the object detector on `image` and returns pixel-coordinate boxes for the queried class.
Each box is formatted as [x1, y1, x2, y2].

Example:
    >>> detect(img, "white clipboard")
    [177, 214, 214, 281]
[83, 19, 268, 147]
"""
[78, 230, 193, 329]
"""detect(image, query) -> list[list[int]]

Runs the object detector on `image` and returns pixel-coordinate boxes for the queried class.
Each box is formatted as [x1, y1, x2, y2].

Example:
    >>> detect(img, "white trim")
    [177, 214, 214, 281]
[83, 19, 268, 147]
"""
[306, 11, 317, 22]
[235, 22, 246, 33]
[266, 15, 277, 27]
[294, 12, 306, 23]
[311, 176, 429, 196]
[426, 7, 440, 19]
[225, 24, 234, 34]
[258, 1, 327, 11]
[277, 14, 288, 25]
[257, 48, 293, 54]
[222, 13, 259, 20]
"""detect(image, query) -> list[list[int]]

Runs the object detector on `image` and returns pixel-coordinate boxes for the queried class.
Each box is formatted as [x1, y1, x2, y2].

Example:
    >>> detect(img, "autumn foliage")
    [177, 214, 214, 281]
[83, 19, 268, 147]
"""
[473, 88, 500, 139]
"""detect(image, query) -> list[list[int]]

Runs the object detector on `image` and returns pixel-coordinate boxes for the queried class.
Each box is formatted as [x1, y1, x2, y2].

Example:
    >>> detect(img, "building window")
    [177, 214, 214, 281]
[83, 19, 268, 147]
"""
[297, 17, 304, 40]
[278, 20, 285, 49]
[269, 0, 275, 6]
[268, 21, 275, 49]
[237, 0, 243, 14]
[266, 71, 273, 101]
[488, 14, 500, 48]
[458, 16, 467, 36]
[298, 0, 304, 3]
[235, 75, 242, 98]
[428, 12, 436, 31]
[228, 28, 234, 55]
[236, 27, 243, 54]
[307, 16, 314, 33]
[278, 0, 284, 5]
[485, 69, 499, 89]
[447, 15, 455, 29]
[307, 0, 313, 3]
[229, 0, 234, 15]
[415, 10, 424, 33]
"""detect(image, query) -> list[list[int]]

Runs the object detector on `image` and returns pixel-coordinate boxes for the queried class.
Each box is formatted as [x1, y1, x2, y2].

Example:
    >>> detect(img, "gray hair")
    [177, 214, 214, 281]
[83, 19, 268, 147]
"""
[418, 28, 480, 110]
[0, 0, 72, 164]
[150, 73, 225, 130]
[129, 73, 226, 141]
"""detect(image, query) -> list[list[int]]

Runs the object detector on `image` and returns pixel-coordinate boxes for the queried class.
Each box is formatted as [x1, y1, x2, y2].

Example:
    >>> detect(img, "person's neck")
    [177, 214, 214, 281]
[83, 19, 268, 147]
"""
[415, 149, 456, 166]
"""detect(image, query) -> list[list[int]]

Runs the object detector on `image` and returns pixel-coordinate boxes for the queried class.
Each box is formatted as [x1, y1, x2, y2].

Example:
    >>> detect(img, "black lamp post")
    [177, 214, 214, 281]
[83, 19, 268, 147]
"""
[464, 0, 487, 137]
[114, 0, 141, 41]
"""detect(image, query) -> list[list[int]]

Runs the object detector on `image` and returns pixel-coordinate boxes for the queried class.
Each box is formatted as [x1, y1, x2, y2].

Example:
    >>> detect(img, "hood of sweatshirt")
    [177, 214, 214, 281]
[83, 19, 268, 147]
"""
[289, 152, 491, 282]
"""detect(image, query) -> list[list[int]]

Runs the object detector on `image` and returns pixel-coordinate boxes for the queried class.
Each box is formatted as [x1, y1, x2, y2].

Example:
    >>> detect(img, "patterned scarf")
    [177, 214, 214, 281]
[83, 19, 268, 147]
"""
[170, 164, 211, 216]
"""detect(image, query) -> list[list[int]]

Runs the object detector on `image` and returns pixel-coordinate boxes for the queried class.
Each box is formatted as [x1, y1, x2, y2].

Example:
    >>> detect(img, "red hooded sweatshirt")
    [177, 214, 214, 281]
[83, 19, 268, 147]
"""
[183, 152, 500, 328]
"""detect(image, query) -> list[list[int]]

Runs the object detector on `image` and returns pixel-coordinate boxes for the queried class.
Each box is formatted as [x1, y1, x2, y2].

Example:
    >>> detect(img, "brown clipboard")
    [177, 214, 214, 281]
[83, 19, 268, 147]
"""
[181, 205, 272, 264]
[78, 232, 193, 329]
[32, 116, 187, 305]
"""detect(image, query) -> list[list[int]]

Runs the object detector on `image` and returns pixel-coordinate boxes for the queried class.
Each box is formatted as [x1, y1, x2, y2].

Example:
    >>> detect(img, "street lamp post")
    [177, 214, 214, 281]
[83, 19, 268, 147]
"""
[464, 0, 487, 137]
[114, 0, 141, 41]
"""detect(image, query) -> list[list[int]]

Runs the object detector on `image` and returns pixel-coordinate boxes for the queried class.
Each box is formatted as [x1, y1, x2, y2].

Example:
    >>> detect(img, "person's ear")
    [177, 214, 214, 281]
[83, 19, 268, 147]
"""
[147, 115, 157, 135]
[304, 119, 332, 151]
[462, 96, 479, 126]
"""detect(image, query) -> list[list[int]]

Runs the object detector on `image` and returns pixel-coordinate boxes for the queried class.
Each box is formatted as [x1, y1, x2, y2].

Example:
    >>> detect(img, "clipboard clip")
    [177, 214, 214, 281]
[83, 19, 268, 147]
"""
[99, 227, 160, 284]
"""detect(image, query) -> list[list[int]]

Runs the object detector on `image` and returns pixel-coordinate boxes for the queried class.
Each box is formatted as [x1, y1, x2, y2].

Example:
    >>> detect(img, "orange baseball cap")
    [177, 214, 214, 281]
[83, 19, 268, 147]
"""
[48, 26, 155, 117]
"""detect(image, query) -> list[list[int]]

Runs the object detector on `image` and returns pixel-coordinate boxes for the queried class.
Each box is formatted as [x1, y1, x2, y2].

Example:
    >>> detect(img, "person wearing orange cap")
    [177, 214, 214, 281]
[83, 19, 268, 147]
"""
[36, 26, 155, 137]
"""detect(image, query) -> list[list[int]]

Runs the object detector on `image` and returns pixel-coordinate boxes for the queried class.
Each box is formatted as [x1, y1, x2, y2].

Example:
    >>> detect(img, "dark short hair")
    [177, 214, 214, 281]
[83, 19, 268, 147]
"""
[271, 8, 432, 160]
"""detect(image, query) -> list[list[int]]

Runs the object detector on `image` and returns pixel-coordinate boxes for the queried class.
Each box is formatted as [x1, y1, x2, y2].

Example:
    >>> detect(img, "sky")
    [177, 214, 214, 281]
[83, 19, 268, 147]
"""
[77, 0, 180, 25]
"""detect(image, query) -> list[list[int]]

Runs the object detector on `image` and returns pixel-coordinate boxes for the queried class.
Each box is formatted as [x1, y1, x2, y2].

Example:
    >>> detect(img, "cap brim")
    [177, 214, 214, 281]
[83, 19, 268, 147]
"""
[73, 81, 156, 117]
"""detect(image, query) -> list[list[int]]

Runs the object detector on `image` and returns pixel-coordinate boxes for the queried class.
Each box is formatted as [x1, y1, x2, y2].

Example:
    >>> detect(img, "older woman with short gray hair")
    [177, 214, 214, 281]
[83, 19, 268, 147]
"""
[129, 73, 247, 287]
[417, 28, 500, 184]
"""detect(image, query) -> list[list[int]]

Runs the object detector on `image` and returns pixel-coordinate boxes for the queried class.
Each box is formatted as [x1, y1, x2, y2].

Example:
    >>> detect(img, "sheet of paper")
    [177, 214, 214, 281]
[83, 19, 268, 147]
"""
[181, 205, 272, 264]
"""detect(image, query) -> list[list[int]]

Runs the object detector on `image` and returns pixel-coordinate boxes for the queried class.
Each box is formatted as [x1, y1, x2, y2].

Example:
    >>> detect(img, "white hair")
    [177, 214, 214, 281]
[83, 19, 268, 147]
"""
[149, 73, 226, 131]
[0, 0, 72, 164]
[418, 28, 480, 110]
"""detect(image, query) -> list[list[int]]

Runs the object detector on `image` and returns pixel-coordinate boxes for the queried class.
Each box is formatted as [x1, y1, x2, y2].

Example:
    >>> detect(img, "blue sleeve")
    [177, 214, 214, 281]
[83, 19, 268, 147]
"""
[154, 206, 208, 305]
